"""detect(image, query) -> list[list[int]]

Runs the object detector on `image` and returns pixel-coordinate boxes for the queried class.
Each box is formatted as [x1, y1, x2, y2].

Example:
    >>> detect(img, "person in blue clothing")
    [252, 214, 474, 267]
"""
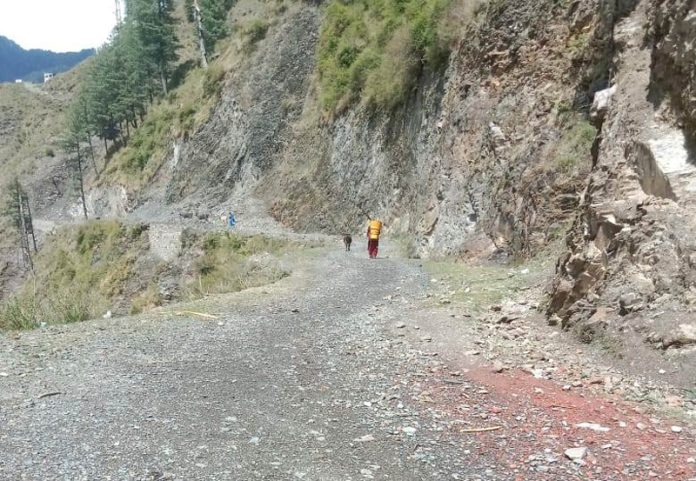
[228, 212, 236, 228]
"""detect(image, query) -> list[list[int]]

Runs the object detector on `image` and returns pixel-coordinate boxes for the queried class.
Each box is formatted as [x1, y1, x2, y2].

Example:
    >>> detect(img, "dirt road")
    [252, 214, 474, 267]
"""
[1, 242, 694, 480]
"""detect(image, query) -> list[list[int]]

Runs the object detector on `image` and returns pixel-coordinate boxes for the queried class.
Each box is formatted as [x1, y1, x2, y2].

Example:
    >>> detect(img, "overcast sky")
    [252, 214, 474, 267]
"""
[0, 0, 117, 52]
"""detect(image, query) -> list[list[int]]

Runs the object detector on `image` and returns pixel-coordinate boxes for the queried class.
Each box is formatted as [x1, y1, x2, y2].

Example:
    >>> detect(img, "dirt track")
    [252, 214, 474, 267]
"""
[1, 241, 694, 480]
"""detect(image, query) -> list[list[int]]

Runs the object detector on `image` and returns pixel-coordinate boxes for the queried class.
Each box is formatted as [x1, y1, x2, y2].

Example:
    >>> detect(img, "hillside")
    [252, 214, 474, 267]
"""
[0, 35, 94, 83]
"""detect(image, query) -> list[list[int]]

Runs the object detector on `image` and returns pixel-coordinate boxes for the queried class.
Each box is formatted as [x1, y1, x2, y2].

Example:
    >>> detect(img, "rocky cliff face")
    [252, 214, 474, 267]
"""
[158, 0, 605, 260]
[152, 0, 696, 357]
[548, 0, 696, 358]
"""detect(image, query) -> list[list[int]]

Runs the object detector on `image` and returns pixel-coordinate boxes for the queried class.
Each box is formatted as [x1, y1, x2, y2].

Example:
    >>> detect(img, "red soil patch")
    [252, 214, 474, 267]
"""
[425, 366, 696, 480]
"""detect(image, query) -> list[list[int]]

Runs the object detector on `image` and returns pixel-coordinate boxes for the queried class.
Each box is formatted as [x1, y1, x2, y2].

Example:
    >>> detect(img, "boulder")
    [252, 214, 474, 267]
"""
[590, 86, 616, 123]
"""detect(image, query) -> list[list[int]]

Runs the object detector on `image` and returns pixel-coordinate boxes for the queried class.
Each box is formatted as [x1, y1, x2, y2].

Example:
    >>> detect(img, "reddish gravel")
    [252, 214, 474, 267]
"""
[423, 364, 696, 481]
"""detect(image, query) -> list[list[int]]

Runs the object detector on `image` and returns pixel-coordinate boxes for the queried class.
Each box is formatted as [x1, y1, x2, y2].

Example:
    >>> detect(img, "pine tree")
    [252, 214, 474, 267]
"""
[3, 179, 37, 270]
[61, 119, 89, 220]
[199, 0, 229, 53]
[125, 0, 179, 95]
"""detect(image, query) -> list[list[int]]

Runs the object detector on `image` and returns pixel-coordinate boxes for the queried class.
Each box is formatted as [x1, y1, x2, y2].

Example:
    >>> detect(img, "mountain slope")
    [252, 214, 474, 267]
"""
[0, 35, 93, 83]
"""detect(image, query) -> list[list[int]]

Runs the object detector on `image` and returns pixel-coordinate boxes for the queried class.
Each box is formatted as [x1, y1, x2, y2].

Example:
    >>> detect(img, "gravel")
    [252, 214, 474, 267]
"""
[0, 243, 509, 481]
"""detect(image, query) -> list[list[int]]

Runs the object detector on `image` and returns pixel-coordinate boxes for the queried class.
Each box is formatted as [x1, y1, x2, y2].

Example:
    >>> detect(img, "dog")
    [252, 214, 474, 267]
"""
[342, 234, 352, 252]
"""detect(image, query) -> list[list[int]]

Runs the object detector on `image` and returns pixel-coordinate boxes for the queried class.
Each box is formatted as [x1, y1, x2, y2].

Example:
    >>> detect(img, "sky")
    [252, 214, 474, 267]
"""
[0, 0, 118, 52]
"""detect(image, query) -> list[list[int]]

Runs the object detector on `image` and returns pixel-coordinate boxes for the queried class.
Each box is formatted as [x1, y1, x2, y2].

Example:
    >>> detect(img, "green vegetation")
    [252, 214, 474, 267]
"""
[554, 116, 596, 173]
[186, 232, 289, 298]
[317, 0, 452, 114]
[424, 242, 563, 314]
[62, 0, 234, 190]
[185, 0, 236, 53]
[243, 18, 270, 47]
[104, 64, 225, 187]
[0, 221, 149, 330]
[0, 223, 296, 330]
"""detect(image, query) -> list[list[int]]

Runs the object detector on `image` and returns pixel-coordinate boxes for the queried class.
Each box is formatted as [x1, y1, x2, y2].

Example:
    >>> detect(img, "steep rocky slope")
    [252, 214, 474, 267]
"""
[148, 0, 602, 262]
[147, 0, 696, 364]
[548, 0, 696, 366]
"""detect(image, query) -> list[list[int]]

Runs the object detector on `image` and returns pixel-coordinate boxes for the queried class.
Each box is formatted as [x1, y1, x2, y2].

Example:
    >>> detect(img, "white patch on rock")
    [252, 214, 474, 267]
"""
[576, 422, 610, 432]
[564, 447, 588, 463]
[590, 85, 616, 121]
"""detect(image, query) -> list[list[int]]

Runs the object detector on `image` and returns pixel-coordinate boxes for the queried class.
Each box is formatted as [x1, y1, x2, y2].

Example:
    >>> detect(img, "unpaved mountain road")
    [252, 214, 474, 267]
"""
[1, 243, 695, 481]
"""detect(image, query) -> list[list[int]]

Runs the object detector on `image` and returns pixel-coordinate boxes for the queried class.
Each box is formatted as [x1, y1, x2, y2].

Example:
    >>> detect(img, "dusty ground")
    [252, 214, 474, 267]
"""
[1, 239, 695, 480]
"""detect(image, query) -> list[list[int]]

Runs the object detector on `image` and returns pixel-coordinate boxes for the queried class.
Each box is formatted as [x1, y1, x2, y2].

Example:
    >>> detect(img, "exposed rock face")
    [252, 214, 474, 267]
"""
[548, 0, 696, 356]
[165, 6, 321, 204]
[259, 0, 604, 258]
[140, 0, 612, 259]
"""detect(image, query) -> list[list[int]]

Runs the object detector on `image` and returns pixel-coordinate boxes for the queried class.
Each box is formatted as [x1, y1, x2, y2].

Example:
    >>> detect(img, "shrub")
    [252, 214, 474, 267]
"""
[0, 297, 38, 330]
[317, 0, 452, 114]
[555, 118, 596, 173]
[203, 64, 226, 99]
[244, 19, 270, 45]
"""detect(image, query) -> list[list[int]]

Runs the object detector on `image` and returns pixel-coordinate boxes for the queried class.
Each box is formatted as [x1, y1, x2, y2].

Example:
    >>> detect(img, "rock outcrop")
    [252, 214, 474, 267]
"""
[160, 0, 607, 260]
[548, 0, 696, 361]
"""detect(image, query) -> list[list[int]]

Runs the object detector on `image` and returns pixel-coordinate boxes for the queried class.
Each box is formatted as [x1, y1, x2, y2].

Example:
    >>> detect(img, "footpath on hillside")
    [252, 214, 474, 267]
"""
[0, 235, 694, 481]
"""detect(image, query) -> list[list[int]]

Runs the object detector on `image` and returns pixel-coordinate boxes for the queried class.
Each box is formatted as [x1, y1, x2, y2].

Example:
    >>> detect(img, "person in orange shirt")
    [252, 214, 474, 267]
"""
[367, 219, 382, 259]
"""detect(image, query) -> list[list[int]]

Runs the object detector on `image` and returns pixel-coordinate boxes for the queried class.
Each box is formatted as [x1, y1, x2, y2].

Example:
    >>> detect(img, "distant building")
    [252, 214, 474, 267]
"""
[15, 79, 22, 83]
[43, 73, 54, 83]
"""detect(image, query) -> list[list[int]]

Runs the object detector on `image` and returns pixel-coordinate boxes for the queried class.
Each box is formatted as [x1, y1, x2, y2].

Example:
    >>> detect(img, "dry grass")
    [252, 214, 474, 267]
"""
[0, 222, 298, 330]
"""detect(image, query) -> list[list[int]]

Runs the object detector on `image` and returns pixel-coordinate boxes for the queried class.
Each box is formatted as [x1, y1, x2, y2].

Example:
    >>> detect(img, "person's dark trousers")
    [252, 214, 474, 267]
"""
[367, 239, 379, 258]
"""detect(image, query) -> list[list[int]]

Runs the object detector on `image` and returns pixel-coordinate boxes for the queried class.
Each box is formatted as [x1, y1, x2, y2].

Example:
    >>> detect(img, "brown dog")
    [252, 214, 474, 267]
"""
[343, 234, 352, 252]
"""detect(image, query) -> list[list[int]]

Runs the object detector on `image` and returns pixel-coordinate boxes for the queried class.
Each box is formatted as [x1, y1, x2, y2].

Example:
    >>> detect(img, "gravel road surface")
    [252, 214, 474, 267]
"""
[2, 242, 695, 481]
[0, 245, 506, 481]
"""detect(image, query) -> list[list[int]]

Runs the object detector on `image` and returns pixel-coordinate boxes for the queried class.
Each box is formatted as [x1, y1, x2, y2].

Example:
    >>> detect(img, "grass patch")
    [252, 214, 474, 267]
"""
[186, 232, 290, 298]
[317, 0, 455, 114]
[553, 115, 596, 174]
[130, 283, 163, 315]
[424, 242, 562, 313]
[0, 220, 149, 330]
[1, 223, 300, 330]
[243, 18, 270, 47]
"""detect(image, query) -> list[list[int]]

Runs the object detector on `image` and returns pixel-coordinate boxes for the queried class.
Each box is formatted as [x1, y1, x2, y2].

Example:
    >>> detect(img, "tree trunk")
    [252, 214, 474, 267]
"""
[15, 183, 33, 271]
[25, 198, 37, 253]
[194, 0, 209, 69]
[86, 133, 98, 177]
[77, 145, 88, 220]
[160, 67, 168, 96]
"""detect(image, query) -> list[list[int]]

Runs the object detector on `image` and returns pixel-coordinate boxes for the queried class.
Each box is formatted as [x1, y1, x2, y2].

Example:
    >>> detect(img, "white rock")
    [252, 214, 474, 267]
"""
[564, 447, 588, 463]
[671, 426, 682, 433]
[576, 422, 610, 433]
[354, 435, 375, 443]
[590, 85, 616, 120]
[103, 310, 112, 319]
[0, 372, 8, 377]
[402, 426, 417, 436]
